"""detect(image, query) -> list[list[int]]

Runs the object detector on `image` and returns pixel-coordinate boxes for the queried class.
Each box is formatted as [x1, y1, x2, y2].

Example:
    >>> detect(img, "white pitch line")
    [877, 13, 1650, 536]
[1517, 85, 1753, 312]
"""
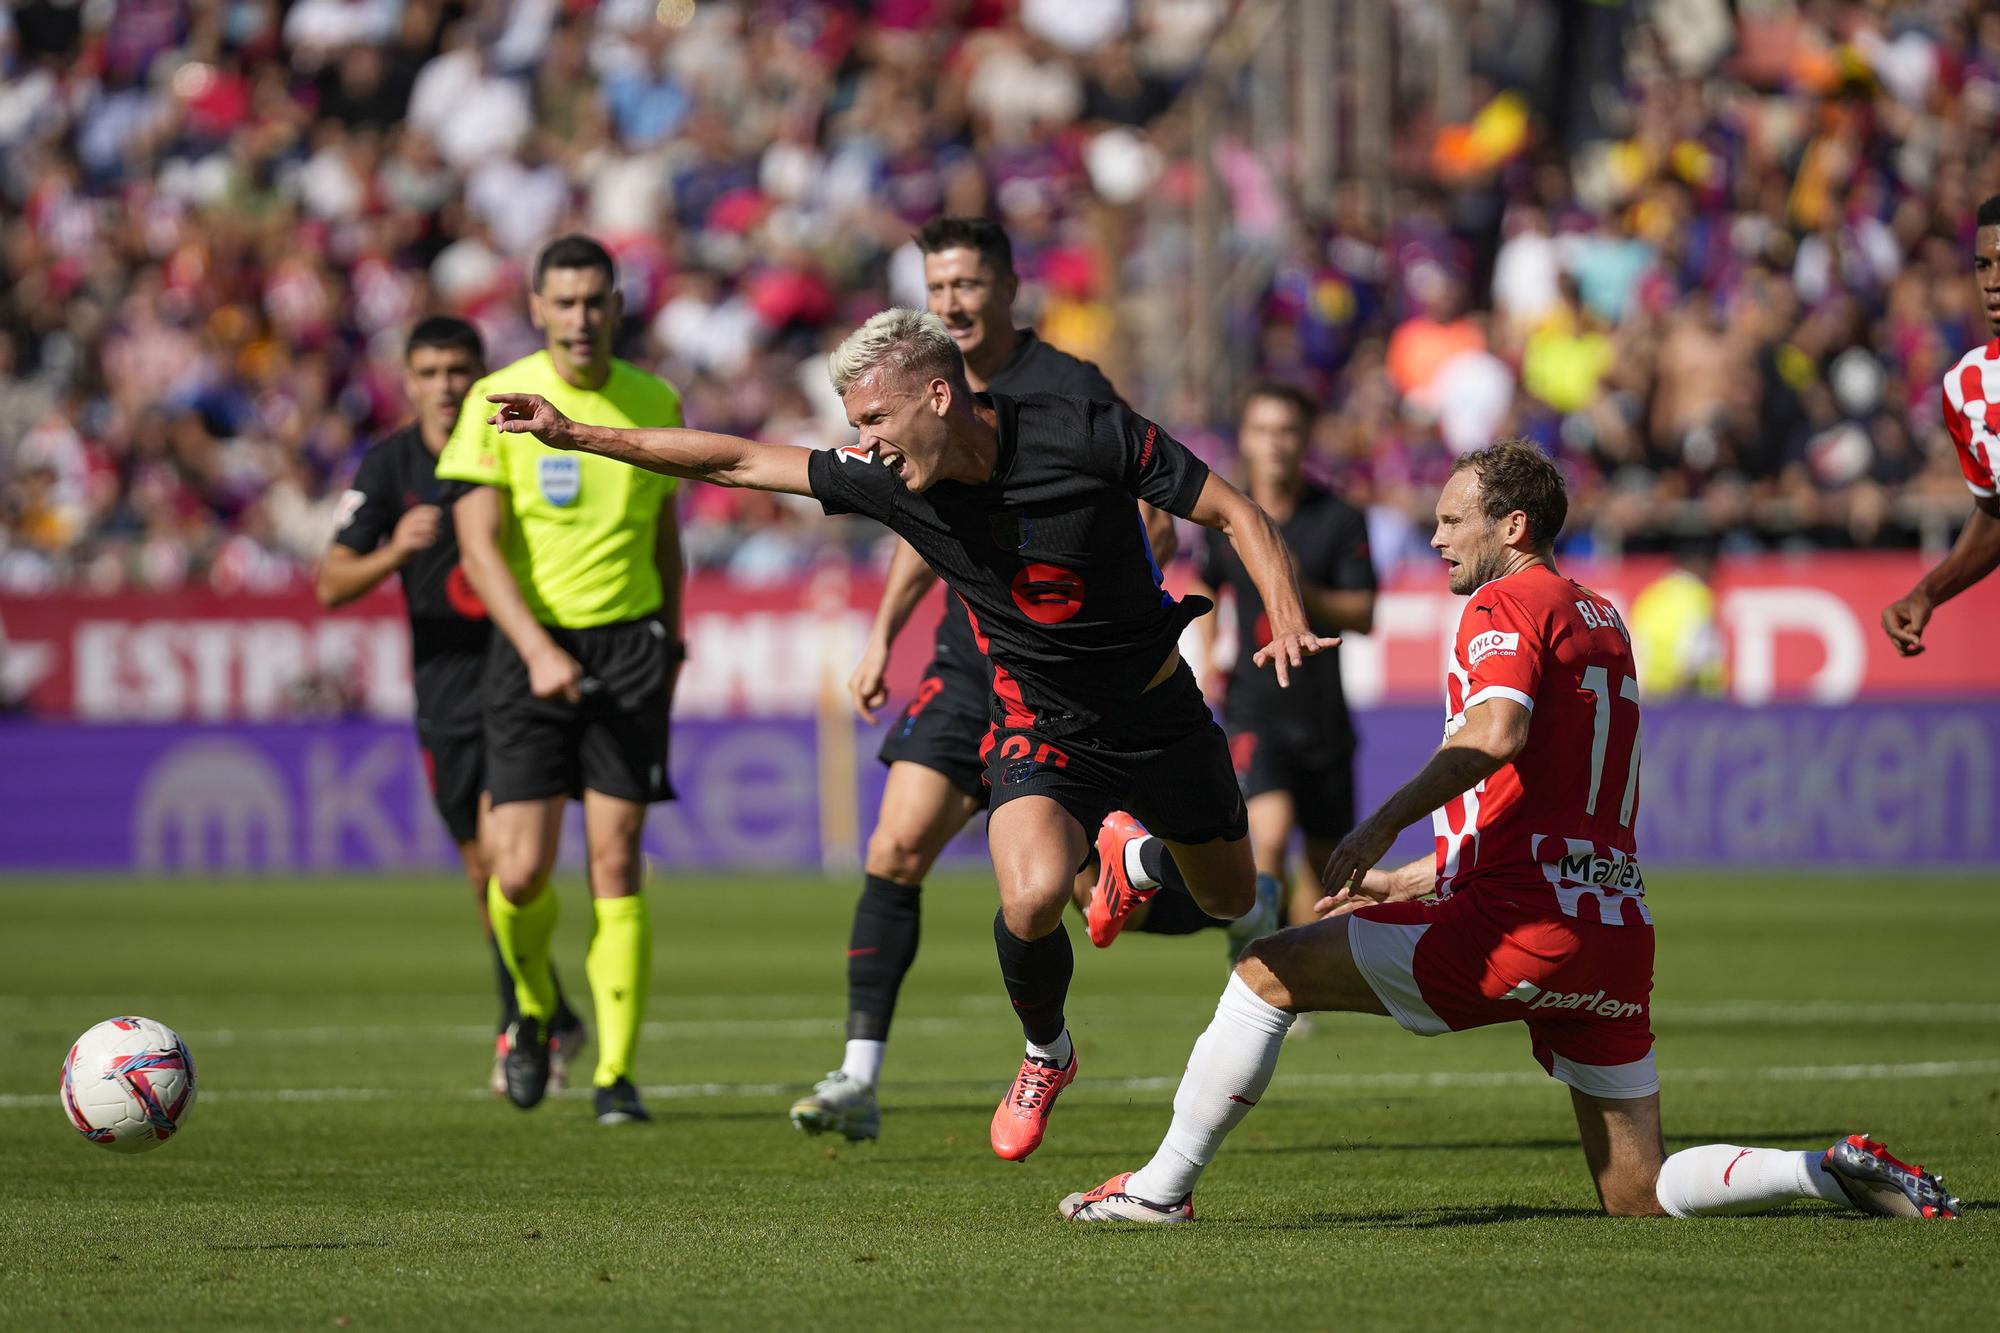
[5, 1057, 1997, 1112]
[8, 1000, 1992, 1051]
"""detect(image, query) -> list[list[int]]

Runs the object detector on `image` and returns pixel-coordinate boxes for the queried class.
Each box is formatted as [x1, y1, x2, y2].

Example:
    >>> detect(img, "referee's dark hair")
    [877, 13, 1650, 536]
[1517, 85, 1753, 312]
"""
[405, 315, 484, 362]
[1240, 380, 1317, 428]
[1452, 439, 1568, 552]
[914, 216, 1015, 279]
[534, 233, 618, 292]
[1978, 195, 2000, 229]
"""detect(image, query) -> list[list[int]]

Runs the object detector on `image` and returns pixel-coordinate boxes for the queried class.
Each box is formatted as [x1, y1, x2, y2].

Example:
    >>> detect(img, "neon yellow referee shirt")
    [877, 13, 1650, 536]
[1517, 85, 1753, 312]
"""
[437, 351, 682, 629]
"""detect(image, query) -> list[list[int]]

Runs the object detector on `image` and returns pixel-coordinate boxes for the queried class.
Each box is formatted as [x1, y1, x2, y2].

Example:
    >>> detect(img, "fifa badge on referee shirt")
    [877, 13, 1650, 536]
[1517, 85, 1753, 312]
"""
[539, 455, 582, 506]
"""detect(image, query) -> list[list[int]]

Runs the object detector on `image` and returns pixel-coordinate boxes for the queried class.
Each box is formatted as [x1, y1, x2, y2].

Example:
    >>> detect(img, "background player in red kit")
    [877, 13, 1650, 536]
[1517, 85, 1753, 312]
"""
[1882, 194, 2000, 656]
[1062, 441, 1960, 1225]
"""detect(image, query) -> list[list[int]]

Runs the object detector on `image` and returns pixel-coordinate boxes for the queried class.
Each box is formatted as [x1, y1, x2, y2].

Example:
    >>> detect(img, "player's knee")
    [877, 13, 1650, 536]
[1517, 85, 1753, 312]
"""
[1232, 937, 1301, 1011]
[999, 882, 1069, 939]
[490, 857, 545, 906]
[864, 822, 937, 885]
[588, 845, 641, 897]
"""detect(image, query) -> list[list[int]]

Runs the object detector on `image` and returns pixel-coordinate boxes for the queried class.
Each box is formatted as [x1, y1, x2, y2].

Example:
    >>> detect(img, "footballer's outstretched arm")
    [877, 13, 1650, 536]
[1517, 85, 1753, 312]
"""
[1318, 697, 1532, 895]
[486, 393, 815, 496]
[1883, 495, 2000, 655]
[1186, 472, 1337, 686]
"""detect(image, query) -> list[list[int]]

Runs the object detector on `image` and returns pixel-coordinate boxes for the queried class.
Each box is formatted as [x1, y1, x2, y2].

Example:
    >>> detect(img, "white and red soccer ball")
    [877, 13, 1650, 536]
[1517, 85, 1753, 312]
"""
[60, 1016, 197, 1153]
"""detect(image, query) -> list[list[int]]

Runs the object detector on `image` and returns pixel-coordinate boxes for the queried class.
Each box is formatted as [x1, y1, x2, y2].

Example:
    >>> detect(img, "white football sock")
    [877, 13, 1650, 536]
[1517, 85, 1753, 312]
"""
[840, 1039, 885, 1088]
[1026, 1028, 1074, 1068]
[1654, 1144, 1847, 1217]
[1125, 835, 1158, 889]
[1126, 972, 1295, 1203]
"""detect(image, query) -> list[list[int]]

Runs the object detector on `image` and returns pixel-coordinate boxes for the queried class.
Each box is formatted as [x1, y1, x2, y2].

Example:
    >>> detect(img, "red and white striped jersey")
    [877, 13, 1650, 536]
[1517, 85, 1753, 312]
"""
[1432, 564, 1649, 925]
[1942, 340, 2000, 499]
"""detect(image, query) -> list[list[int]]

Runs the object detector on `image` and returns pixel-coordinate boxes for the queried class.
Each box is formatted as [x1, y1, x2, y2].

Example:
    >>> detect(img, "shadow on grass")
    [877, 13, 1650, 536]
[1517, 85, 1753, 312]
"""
[1245, 1203, 1605, 1230]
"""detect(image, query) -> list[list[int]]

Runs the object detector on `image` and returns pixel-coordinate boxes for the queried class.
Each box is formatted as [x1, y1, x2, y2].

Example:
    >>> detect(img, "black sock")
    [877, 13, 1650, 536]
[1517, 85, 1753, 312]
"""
[1134, 883, 1232, 935]
[994, 911, 1073, 1046]
[1138, 836, 1192, 898]
[846, 876, 923, 1041]
[489, 934, 519, 1031]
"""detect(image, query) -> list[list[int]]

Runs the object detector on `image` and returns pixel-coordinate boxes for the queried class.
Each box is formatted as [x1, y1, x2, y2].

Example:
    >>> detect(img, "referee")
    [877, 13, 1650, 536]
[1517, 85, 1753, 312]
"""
[438, 234, 684, 1125]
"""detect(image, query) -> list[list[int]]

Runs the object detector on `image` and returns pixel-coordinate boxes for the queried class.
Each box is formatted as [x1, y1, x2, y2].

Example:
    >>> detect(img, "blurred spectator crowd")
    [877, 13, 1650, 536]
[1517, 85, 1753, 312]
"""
[0, 0, 1995, 595]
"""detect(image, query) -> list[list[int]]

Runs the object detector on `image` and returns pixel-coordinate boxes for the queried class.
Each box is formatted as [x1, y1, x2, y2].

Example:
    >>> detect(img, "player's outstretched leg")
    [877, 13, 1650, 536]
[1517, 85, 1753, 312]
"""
[988, 796, 1089, 1161]
[1656, 1136, 1961, 1219]
[1088, 812, 1260, 948]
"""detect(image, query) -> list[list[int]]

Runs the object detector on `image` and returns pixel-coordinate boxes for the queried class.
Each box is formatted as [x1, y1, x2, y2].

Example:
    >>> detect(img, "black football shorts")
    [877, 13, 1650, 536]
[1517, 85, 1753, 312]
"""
[483, 616, 677, 806]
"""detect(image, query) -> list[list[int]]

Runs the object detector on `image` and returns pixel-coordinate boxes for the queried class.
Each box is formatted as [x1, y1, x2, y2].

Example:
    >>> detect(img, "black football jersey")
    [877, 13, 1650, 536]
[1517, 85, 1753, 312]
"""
[333, 425, 492, 731]
[809, 394, 1211, 737]
[928, 331, 1124, 678]
[1199, 483, 1375, 750]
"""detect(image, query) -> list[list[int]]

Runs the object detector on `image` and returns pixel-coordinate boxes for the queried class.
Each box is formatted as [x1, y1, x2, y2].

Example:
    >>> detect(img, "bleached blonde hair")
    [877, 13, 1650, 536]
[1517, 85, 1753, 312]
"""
[827, 307, 965, 397]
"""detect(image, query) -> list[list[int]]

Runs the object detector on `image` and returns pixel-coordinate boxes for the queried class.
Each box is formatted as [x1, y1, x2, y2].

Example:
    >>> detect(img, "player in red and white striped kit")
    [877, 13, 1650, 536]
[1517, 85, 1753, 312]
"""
[1062, 442, 1960, 1224]
[1883, 195, 2000, 654]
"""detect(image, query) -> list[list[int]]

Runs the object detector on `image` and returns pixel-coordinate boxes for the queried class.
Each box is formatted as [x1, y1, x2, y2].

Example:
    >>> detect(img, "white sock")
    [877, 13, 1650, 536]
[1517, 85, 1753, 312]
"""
[1654, 1144, 1847, 1217]
[1126, 972, 1295, 1203]
[1026, 1028, 1074, 1068]
[840, 1039, 885, 1088]
[1125, 835, 1159, 889]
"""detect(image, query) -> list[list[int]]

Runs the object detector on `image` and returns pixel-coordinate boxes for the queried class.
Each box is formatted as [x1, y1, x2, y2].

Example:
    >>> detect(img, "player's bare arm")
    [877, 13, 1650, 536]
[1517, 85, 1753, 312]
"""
[1186, 473, 1337, 687]
[315, 505, 442, 609]
[1301, 584, 1375, 635]
[851, 539, 942, 723]
[486, 393, 815, 496]
[1319, 696, 1532, 894]
[1139, 501, 1178, 563]
[1882, 494, 2000, 656]
[452, 484, 584, 702]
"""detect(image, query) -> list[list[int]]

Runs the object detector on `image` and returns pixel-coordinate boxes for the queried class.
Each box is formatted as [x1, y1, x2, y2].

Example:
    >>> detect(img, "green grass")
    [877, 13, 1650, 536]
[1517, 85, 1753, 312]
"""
[1, 871, 1994, 1330]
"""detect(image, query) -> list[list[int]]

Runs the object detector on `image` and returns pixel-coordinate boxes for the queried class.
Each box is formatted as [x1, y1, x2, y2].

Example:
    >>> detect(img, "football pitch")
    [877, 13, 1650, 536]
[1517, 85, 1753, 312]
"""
[2, 870, 1993, 1330]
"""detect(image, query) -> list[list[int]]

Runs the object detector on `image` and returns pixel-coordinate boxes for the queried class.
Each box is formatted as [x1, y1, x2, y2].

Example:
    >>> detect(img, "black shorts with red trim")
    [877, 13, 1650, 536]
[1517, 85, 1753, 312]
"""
[876, 654, 988, 800]
[1228, 716, 1357, 841]
[417, 720, 483, 845]
[983, 661, 1247, 844]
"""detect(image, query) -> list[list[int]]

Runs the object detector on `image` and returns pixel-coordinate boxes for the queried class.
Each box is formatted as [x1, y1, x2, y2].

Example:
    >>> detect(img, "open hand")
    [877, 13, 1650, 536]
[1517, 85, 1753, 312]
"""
[1251, 629, 1341, 688]
[1317, 816, 1398, 902]
[487, 393, 578, 449]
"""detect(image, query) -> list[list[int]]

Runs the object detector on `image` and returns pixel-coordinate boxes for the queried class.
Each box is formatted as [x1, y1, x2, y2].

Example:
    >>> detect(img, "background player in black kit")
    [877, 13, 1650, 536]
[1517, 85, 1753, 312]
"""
[482, 307, 1334, 1164]
[795, 216, 1181, 1141]
[1195, 383, 1376, 926]
[316, 316, 581, 1095]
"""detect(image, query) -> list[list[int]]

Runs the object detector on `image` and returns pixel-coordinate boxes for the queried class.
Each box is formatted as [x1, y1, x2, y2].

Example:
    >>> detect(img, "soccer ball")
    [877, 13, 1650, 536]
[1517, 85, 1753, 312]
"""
[60, 1016, 198, 1153]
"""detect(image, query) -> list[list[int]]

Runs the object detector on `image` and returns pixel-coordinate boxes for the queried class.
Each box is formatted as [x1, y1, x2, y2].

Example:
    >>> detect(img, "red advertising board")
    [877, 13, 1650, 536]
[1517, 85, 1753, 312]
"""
[0, 555, 1994, 721]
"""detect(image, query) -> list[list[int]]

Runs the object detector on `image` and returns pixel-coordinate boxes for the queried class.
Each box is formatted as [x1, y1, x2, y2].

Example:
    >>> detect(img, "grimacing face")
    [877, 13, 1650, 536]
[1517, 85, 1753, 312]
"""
[841, 366, 953, 491]
[404, 344, 481, 442]
[923, 246, 1015, 364]
[531, 265, 620, 383]
[1238, 394, 1310, 483]
[1432, 468, 1515, 596]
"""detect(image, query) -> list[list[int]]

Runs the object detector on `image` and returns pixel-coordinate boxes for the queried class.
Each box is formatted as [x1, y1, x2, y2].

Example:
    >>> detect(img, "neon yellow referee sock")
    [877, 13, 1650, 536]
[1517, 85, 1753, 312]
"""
[487, 878, 559, 1023]
[587, 894, 652, 1087]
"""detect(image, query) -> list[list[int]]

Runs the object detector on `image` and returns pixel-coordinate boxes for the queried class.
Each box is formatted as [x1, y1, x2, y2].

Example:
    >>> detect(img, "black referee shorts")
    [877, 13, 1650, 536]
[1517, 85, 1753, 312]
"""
[876, 656, 988, 800]
[1229, 717, 1358, 841]
[983, 661, 1248, 845]
[483, 616, 678, 807]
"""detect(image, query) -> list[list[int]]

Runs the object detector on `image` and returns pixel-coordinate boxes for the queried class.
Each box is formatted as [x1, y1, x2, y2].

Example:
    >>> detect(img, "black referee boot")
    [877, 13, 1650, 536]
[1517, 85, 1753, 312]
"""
[502, 1017, 551, 1109]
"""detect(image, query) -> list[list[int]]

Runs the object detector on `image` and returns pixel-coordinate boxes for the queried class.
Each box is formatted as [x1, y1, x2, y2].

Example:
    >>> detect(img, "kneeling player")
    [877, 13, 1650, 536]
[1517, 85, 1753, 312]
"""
[1060, 443, 1960, 1224]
